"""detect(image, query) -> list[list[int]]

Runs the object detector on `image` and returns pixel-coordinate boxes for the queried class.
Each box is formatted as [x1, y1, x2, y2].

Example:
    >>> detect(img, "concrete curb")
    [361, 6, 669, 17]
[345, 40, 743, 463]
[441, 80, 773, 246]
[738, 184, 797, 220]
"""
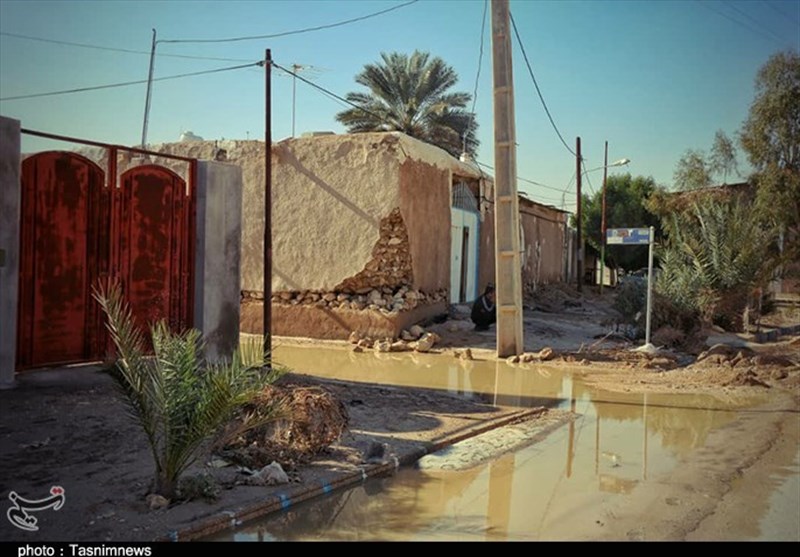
[753, 324, 800, 343]
[160, 406, 546, 541]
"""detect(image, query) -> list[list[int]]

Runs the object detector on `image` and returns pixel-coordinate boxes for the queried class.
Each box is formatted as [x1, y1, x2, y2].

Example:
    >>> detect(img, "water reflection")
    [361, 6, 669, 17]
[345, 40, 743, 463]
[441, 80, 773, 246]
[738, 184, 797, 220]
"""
[208, 345, 764, 541]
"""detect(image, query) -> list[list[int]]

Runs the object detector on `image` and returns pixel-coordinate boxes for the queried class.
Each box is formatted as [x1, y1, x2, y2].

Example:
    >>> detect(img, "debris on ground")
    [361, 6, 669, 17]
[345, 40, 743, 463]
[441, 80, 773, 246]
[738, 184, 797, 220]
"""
[724, 370, 771, 388]
[146, 494, 169, 511]
[414, 332, 440, 352]
[244, 461, 290, 486]
[220, 384, 349, 470]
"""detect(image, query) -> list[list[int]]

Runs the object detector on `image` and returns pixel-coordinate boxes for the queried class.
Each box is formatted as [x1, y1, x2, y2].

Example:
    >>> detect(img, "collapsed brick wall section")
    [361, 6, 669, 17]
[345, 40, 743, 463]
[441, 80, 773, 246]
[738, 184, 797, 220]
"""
[335, 207, 413, 292]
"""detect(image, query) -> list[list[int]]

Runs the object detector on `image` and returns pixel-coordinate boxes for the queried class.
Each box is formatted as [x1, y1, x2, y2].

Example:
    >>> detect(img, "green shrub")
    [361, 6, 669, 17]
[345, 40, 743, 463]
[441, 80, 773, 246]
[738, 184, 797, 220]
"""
[94, 282, 285, 499]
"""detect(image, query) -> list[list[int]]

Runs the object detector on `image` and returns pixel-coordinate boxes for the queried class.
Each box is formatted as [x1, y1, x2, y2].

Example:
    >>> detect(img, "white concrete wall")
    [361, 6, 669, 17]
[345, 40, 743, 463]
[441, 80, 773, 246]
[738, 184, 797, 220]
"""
[0, 116, 20, 388]
[194, 161, 243, 362]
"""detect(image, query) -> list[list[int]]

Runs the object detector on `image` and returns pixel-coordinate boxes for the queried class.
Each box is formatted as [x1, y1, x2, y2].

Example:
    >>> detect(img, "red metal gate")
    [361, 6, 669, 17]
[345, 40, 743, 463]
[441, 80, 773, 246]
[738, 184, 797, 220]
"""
[117, 165, 194, 335]
[17, 152, 109, 368]
[17, 147, 195, 371]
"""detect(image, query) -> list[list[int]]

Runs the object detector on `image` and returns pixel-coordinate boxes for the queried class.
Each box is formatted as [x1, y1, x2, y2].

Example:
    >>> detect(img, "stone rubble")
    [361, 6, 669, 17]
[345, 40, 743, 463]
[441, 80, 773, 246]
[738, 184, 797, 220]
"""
[344, 329, 441, 354]
[266, 286, 448, 314]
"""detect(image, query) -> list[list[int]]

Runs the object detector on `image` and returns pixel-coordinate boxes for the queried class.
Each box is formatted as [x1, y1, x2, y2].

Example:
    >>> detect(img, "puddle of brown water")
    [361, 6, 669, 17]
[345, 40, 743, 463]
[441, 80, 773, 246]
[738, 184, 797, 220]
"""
[211, 393, 740, 540]
[271, 345, 746, 412]
[755, 448, 800, 541]
[208, 345, 781, 541]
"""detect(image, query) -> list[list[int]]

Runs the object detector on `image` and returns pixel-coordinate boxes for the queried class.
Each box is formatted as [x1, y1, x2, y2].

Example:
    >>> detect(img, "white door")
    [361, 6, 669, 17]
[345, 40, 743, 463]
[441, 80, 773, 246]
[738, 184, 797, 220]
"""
[450, 208, 479, 304]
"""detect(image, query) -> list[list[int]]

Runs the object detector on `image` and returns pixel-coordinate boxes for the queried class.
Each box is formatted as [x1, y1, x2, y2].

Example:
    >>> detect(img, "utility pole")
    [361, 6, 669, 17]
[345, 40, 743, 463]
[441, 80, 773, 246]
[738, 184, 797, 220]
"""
[491, 0, 523, 357]
[576, 136, 583, 294]
[140, 29, 157, 149]
[600, 140, 608, 295]
[264, 49, 272, 363]
[291, 63, 300, 137]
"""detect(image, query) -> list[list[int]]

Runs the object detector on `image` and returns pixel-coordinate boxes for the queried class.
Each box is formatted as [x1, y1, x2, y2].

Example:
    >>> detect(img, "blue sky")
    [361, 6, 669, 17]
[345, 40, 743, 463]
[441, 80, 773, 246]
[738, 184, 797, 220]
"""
[1, 0, 798, 210]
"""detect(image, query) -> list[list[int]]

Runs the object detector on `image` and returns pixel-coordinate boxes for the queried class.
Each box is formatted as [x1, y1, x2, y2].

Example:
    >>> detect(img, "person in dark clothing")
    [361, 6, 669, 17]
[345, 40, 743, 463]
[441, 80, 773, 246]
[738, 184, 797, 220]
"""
[471, 283, 496, 331]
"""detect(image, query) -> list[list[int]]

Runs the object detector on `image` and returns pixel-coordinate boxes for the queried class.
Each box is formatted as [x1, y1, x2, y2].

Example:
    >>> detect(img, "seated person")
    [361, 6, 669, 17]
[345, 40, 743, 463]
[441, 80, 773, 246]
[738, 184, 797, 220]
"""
[471, 283, 496, 331]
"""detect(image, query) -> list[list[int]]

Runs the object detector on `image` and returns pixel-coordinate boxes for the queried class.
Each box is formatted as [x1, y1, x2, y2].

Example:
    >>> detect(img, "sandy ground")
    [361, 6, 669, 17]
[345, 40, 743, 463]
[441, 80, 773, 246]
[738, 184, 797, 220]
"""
[2, 285, 798, 542]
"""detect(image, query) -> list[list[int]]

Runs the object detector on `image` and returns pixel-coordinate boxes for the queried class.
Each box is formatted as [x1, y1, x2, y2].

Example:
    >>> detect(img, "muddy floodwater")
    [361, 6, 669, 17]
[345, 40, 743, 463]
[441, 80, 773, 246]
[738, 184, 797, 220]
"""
[209, 346, 799, 541]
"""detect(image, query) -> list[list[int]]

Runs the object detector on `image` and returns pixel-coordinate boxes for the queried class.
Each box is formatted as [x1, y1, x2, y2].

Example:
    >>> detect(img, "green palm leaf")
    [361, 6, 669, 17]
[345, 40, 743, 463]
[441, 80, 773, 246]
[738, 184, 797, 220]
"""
[336, 50, 478, 158]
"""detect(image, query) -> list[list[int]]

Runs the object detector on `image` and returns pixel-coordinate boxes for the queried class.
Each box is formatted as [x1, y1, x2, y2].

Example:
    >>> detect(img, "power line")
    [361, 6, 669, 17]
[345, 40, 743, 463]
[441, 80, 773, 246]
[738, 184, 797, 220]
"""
[475, 161, 564, 193]
[463, 0, 488, 156]
[697, 0, 786, 47]
[160, 0, 419, 44]
[581, 159, 597, 197]
[0, 61, 262, 101]
[509, 11, 577, 158]
[0, 31, 253, 62]
[273, 61, 388, 122]
[723, 1, 790, 44]
[767, 0, 798, 21]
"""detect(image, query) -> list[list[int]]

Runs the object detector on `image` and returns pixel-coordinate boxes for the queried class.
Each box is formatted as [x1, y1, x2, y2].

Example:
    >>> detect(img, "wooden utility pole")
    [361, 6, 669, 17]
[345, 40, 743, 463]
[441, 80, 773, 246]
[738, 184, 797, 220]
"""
[491, 0, 523, 357]
[600, 140, 608, 294]
[140, 29, 157, 149]
[576, 137, 583, 293]
[264, 49, 272, 362]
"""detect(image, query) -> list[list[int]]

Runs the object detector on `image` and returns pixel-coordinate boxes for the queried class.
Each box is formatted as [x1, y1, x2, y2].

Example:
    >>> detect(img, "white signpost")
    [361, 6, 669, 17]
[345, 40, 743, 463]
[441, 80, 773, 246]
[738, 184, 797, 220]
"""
[607, 226, 656, 348]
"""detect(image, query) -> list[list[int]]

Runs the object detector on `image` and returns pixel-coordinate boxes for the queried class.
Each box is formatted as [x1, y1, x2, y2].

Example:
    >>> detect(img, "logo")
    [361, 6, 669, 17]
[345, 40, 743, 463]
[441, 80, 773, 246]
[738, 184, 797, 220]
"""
[7, 486, 65, 531]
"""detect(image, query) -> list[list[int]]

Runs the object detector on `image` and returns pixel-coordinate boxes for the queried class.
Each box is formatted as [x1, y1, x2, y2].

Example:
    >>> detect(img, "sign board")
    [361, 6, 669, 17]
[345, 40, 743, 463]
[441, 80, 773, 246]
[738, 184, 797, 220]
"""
[607, 228, 651, 245]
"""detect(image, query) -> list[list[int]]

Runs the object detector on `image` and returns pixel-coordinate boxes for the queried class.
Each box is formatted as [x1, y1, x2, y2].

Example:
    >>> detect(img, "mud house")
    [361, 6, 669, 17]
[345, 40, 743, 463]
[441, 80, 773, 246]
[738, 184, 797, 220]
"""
[154, 131, 570, 340]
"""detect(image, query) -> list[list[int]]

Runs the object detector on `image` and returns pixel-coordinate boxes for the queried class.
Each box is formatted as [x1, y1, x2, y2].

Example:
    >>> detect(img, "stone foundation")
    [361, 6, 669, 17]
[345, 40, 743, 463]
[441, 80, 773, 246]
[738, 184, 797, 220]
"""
[241, 300, 448, 340]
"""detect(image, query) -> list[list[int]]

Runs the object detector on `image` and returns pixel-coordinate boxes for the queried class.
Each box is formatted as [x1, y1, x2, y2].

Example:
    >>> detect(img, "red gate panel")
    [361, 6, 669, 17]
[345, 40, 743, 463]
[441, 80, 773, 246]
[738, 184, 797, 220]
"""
[117, 165, 193, 337]
[17, 152, 109, 369]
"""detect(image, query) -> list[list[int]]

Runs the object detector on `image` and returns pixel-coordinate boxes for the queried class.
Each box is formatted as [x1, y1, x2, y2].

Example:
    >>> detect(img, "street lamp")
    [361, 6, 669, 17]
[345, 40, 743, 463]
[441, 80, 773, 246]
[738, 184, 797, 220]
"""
[574, 146, 629, 294]
[599, 146, 630, 294]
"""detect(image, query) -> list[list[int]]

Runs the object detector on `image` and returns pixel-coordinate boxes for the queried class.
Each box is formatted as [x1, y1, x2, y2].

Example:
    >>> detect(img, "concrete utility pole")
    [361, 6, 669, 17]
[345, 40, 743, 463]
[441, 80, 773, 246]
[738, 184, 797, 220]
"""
[140, 29, 157, 149]
[600, 140, 608, 294]
[491, 0, 524, 357]
[576, 136, 583, 293]
[264, 49, 272, 363]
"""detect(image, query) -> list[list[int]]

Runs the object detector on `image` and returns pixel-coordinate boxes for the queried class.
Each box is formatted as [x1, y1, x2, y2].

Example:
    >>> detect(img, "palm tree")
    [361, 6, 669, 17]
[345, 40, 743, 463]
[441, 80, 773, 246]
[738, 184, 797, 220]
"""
[336, 51, 478, 158]
[94, 282, 285, 499]
[656, 196, 778, 330]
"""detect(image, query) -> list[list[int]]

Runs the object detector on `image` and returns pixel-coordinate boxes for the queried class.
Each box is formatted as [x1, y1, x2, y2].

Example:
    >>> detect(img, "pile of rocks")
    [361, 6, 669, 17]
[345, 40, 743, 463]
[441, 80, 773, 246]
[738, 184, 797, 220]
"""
[505, 347, 556, 364]
[336, 208, 413, 292]
[268, 286, 448, 315]
[348, 326, 441, 353]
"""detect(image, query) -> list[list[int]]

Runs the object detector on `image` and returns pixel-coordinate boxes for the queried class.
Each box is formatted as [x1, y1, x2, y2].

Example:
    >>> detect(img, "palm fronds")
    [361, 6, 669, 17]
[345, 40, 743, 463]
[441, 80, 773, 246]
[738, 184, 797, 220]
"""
[93, 281, 285, 498]
[336, 50, 478, 158]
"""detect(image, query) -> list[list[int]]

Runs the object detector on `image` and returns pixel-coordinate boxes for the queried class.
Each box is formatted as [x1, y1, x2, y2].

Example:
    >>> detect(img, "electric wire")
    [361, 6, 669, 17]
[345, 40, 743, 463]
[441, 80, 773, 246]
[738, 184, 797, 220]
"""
[767, 0, 797, 21]
[723, 0, 790, 44]
[697, 0, 787, 46]
[0, 61, 262, 101]
[160, 1, 419, 44]
[509, 11, 577, 157]
[0, 31, 253, 62]
[463, 0, 488, 156]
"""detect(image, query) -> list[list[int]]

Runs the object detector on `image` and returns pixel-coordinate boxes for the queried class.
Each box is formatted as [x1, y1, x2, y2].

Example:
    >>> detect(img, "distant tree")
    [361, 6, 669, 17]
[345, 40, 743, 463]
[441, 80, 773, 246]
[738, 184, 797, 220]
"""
[673, 149, 712, 191]
[739, 50, 800, 241]
[335, 51, 478, 158]
[709, 130, 739, 183]
[579, 173, 662, 271]
[673, 130, 741, 191]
